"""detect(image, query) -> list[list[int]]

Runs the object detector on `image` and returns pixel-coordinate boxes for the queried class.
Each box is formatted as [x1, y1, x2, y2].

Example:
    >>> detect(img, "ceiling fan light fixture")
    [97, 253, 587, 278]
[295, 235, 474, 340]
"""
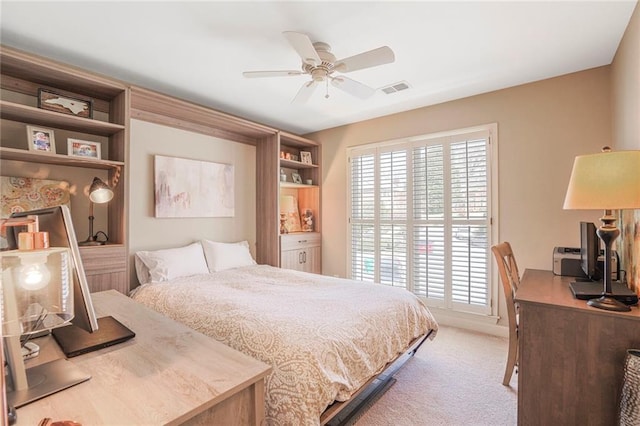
[311, 69, 327, 82]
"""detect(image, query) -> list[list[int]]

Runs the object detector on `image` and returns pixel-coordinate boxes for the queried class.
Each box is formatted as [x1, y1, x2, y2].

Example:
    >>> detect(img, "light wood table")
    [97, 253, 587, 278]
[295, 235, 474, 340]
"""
[14, 290, 271, 425]
[515, 269, 640, 426]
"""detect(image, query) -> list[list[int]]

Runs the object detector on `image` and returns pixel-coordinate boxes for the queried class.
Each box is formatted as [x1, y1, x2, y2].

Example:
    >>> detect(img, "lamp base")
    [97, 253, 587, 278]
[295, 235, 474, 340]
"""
[587, 295, 632, 312]
[6, 358, 91, 408]
[78, 239, 105, 246]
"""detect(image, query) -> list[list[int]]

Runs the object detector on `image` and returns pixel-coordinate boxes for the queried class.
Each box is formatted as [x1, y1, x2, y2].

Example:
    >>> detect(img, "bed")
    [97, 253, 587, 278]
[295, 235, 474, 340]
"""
[130, 241, 438, 426]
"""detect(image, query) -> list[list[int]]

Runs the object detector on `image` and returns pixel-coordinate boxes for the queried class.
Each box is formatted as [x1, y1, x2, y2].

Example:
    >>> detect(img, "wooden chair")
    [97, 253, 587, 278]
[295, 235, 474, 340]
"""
[491, 241, 521, 386]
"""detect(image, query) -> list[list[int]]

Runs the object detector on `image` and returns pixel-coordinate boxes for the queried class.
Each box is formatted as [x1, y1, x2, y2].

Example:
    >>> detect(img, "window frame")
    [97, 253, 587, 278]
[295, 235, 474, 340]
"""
[346, 123, 499, 317]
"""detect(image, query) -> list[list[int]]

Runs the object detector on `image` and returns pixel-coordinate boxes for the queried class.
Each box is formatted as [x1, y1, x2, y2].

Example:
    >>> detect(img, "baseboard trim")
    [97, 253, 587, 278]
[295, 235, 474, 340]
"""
[430, 309, 509, 338]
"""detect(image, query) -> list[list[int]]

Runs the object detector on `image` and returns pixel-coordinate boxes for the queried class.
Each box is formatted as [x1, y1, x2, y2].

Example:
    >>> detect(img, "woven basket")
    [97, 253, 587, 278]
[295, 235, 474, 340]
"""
[620, 349, 640, 426]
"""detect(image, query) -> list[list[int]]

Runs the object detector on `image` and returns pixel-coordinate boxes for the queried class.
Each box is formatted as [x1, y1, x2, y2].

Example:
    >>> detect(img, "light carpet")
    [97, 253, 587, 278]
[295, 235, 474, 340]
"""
[354, 325, 517, 426]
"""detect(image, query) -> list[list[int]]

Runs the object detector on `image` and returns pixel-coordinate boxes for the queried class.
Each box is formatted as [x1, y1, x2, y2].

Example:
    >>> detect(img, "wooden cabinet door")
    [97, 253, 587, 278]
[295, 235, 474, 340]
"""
[280, 245, 321, 274]
[280, 249, 303, 271]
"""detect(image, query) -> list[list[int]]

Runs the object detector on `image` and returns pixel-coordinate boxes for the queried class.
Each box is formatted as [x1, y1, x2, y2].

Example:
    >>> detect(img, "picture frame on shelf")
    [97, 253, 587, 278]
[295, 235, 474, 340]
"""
[26, 125, 56, 154]
[38, 88, 93, 118]
[301, 208, 314, 232]
[67, 138, 101, 159]
[291, 172, 302, 184]
[300, 151, 312, 165]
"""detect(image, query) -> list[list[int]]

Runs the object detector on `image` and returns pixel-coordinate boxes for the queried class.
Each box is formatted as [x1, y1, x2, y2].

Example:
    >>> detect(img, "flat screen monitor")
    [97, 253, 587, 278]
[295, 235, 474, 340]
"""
[580, 221, 601, 281]
[6, 205, 99, 333]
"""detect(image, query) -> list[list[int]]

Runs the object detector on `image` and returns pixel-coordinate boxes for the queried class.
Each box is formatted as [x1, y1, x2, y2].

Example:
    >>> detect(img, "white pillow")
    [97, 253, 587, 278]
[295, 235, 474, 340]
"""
[202, 239, 256, 272]
[134, 254, 152, 284]
[135, 242, 209, 283]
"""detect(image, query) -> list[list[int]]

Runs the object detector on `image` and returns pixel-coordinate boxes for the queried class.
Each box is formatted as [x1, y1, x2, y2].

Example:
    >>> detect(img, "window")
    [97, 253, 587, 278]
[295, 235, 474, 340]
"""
[348, 125, 497, 315]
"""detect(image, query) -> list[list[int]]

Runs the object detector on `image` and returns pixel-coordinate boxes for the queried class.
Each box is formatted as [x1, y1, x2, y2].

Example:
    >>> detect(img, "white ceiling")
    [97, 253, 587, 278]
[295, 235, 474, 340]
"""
[1, 1, 636, 134]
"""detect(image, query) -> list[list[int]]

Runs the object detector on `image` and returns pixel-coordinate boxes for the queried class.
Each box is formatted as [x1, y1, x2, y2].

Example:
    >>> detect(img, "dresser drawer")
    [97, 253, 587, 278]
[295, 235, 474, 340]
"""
[280, 233, 321, 251]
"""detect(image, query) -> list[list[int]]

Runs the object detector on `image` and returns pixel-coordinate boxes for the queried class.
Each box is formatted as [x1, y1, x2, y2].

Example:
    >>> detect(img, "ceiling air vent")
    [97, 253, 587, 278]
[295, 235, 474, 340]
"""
[381, 81, 411, 94]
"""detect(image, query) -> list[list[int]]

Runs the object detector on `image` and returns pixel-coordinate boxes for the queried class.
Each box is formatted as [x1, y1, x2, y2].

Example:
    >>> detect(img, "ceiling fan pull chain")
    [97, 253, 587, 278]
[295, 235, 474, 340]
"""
[325, 79, 330, 99]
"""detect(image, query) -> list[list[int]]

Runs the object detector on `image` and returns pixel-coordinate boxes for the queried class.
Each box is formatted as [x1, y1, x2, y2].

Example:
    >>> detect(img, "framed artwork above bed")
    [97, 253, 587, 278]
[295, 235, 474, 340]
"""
[154, 155, 234, 218]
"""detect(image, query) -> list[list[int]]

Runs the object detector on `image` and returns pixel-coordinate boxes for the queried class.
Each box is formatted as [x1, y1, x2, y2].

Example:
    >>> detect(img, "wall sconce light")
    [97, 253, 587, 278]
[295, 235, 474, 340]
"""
[79, 177, 113, 246]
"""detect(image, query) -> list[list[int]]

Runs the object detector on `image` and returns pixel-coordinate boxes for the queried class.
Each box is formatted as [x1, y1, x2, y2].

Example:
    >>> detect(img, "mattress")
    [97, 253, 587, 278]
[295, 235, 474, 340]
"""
[130, 264, 438, 425]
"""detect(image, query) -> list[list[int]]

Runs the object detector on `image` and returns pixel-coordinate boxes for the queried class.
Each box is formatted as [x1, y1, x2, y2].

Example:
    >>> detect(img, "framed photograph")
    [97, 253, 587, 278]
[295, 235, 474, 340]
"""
[38, 88, 93, 118]
[291, 172, 302, 184]
[300, 151, 312, 165]
[26, 125, 56, 153]
[68, 138, 101, 159]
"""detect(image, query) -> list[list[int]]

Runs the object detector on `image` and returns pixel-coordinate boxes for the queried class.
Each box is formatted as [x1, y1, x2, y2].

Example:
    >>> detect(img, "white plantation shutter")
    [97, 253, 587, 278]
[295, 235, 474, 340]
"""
[350, 151, 376, 282]
[379, 148, 407, 287]
[449, 137, 489, 310]
[412, 144, 446, 304]
[348, 126, 495, 315]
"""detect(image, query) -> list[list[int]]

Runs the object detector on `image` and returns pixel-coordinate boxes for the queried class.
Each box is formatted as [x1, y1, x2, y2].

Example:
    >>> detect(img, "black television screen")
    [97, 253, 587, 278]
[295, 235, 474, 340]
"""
[580, 221, 600, 281]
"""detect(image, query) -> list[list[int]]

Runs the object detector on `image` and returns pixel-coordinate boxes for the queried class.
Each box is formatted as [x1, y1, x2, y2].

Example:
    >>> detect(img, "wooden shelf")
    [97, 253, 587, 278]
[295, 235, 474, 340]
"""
[0, 146, 124, 170]
[280, 182, 318, 189]
[280, 158, 318, 169]
[279, 131, 317, 148]
[1, 46, 129, 293]
[0, 100, 125, 136]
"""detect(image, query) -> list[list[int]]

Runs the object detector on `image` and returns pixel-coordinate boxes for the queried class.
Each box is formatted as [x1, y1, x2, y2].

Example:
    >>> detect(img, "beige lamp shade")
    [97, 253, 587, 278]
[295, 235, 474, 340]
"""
[563, 150, 640, 210]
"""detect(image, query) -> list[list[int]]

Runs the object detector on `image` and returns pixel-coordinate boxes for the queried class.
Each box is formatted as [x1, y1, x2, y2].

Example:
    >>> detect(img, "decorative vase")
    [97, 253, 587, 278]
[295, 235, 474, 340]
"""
[619, 349, 640, 425]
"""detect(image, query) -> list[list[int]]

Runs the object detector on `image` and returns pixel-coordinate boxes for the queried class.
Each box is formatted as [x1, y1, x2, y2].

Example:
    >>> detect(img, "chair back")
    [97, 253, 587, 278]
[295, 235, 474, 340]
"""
[491, 242, 520, 328]
[491, 241, 521, 386]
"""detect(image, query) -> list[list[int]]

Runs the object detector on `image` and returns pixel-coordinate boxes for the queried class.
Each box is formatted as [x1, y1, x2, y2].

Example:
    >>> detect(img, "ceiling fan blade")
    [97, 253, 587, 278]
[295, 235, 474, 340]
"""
[334, 46, 395, 73]
[243, 70, 304, 78]
[292, 80, 318, 104]
[283, 31, 322, 66]
[331, 76, 376, 99]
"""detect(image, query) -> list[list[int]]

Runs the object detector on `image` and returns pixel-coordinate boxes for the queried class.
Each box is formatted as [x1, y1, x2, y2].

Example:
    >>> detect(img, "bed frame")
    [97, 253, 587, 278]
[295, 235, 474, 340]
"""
[321, 329, 434, 425]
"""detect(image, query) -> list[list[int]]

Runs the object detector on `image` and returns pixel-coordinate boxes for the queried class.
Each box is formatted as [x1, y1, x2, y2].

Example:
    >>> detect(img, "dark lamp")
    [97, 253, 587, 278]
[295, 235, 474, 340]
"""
[563, 147, 640, 312]
[80, 177, 113, 246]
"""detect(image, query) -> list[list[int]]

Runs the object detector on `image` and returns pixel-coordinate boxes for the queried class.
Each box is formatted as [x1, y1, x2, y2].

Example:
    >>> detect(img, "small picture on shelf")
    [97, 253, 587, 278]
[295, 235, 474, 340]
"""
[38, 88, 93, 118]
[291, 172, 302, 184]
[301, 208, 314, 232]
[280, 195, 301, 233]
[26, 125, 56, 154]
[68, 138, 101, 159]
[300, 151, 312, 165]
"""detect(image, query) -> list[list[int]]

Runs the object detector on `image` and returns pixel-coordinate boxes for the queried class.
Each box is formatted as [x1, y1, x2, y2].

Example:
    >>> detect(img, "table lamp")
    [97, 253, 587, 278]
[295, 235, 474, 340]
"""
[79, 176, 113, 246]
[563, 147, 640, 312]
[1, 247, 91, 408]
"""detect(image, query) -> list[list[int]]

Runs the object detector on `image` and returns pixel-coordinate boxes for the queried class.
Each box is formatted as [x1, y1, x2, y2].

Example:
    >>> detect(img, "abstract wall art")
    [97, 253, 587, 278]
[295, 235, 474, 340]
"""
[154, 155, 234, 218]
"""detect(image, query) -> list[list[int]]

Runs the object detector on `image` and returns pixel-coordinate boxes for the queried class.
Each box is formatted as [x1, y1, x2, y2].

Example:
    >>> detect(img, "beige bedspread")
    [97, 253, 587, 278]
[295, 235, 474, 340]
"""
[130, 265, 438, 426]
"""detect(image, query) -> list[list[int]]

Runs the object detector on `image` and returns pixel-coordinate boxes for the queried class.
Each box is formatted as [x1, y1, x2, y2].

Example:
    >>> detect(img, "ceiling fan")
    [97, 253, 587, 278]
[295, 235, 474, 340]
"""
[243, 31, 395, 103]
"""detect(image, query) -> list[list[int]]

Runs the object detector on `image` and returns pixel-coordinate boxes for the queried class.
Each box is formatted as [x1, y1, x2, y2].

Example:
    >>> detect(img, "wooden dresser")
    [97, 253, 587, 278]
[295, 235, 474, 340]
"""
[15, 290, 271, 425]
[515, 269, 640, 425]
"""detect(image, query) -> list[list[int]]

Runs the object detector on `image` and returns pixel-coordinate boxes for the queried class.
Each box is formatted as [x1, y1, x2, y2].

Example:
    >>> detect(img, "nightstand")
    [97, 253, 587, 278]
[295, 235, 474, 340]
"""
[14, 290, 271, 425]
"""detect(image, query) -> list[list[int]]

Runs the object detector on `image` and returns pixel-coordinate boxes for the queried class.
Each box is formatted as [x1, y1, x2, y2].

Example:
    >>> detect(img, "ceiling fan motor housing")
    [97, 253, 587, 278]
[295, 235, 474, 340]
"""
[304, 42, 337, 82]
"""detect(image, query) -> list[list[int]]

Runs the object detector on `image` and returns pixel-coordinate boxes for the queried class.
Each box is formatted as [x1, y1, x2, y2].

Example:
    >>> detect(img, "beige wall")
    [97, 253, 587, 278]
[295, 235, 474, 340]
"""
[612, 2, 640, 151]
[128, 119, 256, 285]
[612, 2, 640, 291]
[309, 68, 608, 280]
